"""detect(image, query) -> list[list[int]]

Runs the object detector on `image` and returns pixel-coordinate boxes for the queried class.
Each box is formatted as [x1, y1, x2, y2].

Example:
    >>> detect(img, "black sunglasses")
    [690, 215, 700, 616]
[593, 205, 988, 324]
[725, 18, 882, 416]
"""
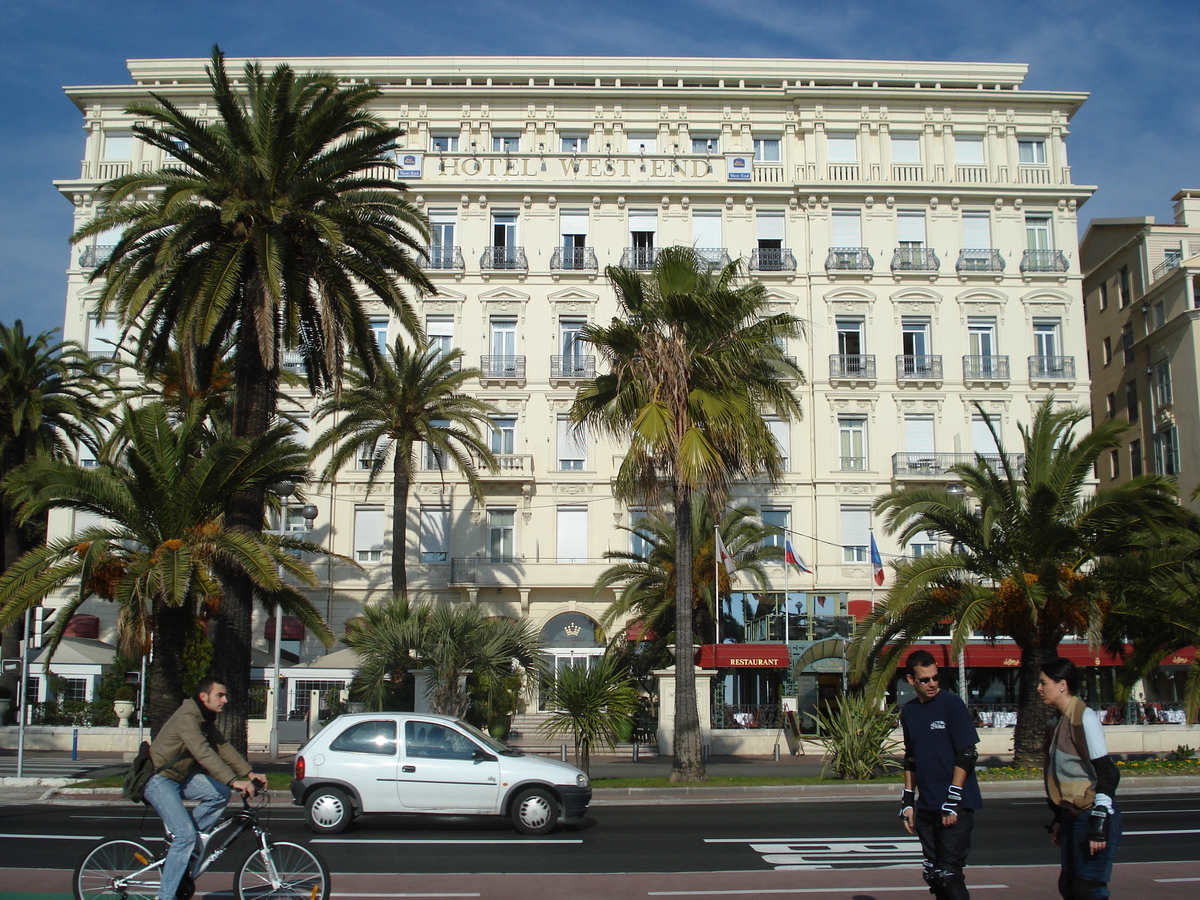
[914, 674, 940, 685]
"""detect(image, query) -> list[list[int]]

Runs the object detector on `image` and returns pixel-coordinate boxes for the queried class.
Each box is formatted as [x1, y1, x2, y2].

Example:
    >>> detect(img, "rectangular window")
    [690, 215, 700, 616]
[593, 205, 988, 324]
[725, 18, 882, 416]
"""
[630, 507, 653, 558]
[428, 210, 457, 268]
[766, 418, 789, 470]
[491, 212, 517, 249]
[492, 134, 520, 152]
[86, 316, 119, 368]
[962, 212, 991, 249]
[901, 318, 932, 372]
[425, 419, 449, 470]
[488, 508, 515, 562]
[490, 416, 516, 456]
[753, 137, 781, 162]
[761, 508, 788, 550]
[826, 133, 857, 163]
[954, 136, 985, 165]
[691, 135, 718, 154]
[490, 317, 517, 366]
[1025, 215, 1053, 251]
[972, 414, 1001, 456]
[840, 506, 871, 563]
[419, 507, 450, 562]
[426, 315, 454, 358]
[1119, 266, 1132, 307]
[1121, 323, 1133, 363]
[1154, 427, 1180, 476]
[1018, 139, 1047, 165]
[370, 319, 389, 356]
[1152, 299, 1166, 331]
[1109, 448, 1120, 480]
[890, 133, 922, 163]
[692, 211, 721, 250]
[1105, 393, 1116, 420]
[837, 318, 865, 357]
[1130, 439, 1143, 478]
[903, 415, 936, 455]
[556, 506, 588, 563]
[627, 133, 657, 154]
[560, 134, 588, 153]
[756, 212, 785, 251]
[1034, 319, 1062, 360]
[838, 417, 867, 471]
[560, 210, 588, 252]
[430, 134, 459, 152]
[1102, 336, 1112, 366]
[897, 212, 926, 246]
[1155, 360, 1173, 408]
[968, 317, 997, 359]
[103, 131, 134, 160]
[1126, 381, 1139, 422]
[64, 678, 88, 703]
[1099, 282, 1109, 311]
[557, 415, 587, 471]
[354, 507, 385, 563]
[629, 211, 657, 251]
[560, 318, 587, 374]
[831, 210, 862, 247]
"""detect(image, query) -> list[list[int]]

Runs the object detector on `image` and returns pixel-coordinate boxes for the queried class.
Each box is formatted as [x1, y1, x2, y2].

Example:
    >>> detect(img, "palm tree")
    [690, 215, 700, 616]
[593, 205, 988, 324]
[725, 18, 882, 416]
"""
[73, 47, 433, 746]
[0, 321, 112, 703]
[539, 656, 639, 776]
[571, 246, 805, 781]
[312, 342, 498, 599]
[848, 399, 1189, 765]
[596, 499, 781, 646]
[0, 402, 335, 732]
[343, 597, 541, 718]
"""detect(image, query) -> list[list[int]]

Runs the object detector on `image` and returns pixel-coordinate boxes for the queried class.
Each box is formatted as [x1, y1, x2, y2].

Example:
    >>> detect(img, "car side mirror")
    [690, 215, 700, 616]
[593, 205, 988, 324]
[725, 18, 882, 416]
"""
[472, 747, 496, 762]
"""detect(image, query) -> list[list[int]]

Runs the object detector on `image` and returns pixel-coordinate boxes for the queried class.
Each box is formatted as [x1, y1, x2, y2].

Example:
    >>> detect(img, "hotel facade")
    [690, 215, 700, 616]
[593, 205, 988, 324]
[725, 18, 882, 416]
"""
[49, 55, 1137, 744]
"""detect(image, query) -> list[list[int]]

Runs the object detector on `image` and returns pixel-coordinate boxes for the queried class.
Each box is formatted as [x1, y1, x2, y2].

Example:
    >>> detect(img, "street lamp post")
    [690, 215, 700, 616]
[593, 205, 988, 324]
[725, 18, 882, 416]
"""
[266, 481, 318, 760]
[943, 483, 969, 698]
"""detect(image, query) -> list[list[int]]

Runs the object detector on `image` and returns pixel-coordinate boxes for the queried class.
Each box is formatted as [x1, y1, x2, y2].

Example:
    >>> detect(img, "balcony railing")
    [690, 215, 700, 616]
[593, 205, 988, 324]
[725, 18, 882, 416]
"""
[549, 247, 598, 271]
[78, 245, 115, 268]
[955, 165, 988, 183]
[550, 355, 595, 379]
[1018, 164, 1052, 184]
[423, 246, 465, 271]
[1020, 249, 1069, 273]
[896, 355, 943, 380]
[829, 354, 877, 379]
[956, 249, 1005, 273]
[749, 247, 797, 272]
[962, 355, 1010, 381]
[827, 164, 860, 180]
[620, 247, 660, 270]
[825, 247, 874, 271]
[891, 248, 940, 272]
[1152, 252, 1183, 283]
[480, 246, 528, 271]
[479, 454, 533, 477]
[695, 248, 732, 267]
[840, 456, 867, 471]
[892, 164, 924, 182]
[893, 451, 1026, 479]
[1028, 356, 1075, 380]
[480, 355, 526, 379]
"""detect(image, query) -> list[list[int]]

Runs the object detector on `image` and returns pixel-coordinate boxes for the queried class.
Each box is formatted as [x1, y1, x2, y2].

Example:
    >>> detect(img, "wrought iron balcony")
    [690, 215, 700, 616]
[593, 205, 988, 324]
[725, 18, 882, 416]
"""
[840, 456, 867, 471]
[962, 355, 1009, 381]
[1028, 356, 1075, 380]
[892, 451, 1026, 479]
[891, 248, 940, 272]
[1020, 249, 1069, 273]
[694, 248, 732, 267]
[549, 247, 598, 271]
[78, 245, 115, 268]
[423, 246, 464, 271]
[480, 246, 528, 271]
[956, 249, 1005, 273]
[825, 248, 874, 271]
[749, 247, 797, 272]
[620, 247, 660, 270]
[550, 355, 595, 379]
[480, 355, 526, 379]
[1152, 251, 1183, 283]
[829, 354, 877, 379]
[896, 355, 943, 380]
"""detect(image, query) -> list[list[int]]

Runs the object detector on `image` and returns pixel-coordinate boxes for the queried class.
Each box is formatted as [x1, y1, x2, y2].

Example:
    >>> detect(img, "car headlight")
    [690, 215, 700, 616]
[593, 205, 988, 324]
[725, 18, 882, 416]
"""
[576, 773, 590, 789]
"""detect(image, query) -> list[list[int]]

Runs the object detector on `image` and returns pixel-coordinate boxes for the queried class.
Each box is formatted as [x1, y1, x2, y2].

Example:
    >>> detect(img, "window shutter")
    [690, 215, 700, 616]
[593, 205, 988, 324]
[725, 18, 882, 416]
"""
[756, 214, 785, 241]
[355, 507, 386, 556]
[904, 416, 935, 454]
[692, 212, 722, 248]
[840, 506, 871, 548]
[556, 507, 588, 563]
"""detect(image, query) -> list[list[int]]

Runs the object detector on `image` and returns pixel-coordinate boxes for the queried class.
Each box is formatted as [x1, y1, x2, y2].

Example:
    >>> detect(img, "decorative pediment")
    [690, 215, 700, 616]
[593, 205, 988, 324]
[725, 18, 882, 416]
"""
[480, 287, 530, 303]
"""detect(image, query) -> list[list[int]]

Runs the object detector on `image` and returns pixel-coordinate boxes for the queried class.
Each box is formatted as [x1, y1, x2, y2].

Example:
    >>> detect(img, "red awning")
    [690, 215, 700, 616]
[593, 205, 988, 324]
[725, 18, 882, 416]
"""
[625, 622, 657, 642]
[891, 643, 1197, 669]
[265, 616, 304, 641]
[696, 644, 790, 668]
[63, 615, 100, 639]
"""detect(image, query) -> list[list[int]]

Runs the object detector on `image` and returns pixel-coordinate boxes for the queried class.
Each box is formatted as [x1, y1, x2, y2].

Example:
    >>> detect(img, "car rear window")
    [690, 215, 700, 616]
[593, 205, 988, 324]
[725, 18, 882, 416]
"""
[329, 719, 398, 755]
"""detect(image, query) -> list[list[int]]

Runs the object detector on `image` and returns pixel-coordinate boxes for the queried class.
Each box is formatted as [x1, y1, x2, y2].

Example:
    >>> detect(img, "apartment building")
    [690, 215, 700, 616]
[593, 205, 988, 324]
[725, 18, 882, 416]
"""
[1080, 190, 1200, 509]
[52, 56, 1099, 733]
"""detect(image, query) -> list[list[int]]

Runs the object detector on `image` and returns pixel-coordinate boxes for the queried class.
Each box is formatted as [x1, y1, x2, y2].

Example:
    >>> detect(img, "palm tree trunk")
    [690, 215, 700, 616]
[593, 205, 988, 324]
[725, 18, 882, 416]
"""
[391, 449, 412, 601]
[214, 301, 277, 754]
[1012, 639, 1057, 767]
[146, 599, 190, 735]
[670, 488, 706, 781]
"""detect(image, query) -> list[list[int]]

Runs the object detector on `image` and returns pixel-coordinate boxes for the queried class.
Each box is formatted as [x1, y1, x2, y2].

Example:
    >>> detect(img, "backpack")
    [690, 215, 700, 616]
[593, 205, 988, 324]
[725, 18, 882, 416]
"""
[122, 741, 186, 803]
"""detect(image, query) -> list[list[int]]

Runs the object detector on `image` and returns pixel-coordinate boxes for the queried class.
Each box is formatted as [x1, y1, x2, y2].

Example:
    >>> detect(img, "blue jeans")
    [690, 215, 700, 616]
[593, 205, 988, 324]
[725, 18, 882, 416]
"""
[1060, 804, 1122, 899]
[144, 772, 231, 900]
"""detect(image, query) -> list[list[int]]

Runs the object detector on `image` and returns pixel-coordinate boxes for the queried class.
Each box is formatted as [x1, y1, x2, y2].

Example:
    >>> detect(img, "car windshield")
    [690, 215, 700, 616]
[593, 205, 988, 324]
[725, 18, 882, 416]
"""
[455, 719, 523, 756]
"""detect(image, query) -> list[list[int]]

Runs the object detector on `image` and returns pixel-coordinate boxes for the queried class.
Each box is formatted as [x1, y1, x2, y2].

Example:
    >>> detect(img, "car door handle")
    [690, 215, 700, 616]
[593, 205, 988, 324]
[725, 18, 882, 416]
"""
[402, 765, 416, 773]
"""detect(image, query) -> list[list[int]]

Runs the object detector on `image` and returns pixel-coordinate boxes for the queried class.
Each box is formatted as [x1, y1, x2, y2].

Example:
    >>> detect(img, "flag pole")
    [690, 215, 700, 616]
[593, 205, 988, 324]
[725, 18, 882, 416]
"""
[783, 543, 790, 646]
[714, 525, 720, 646]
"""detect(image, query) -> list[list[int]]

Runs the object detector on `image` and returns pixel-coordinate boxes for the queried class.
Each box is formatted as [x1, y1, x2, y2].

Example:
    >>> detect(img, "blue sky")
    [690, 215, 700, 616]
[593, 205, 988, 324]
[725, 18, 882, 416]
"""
[3, 0, 1199, 335]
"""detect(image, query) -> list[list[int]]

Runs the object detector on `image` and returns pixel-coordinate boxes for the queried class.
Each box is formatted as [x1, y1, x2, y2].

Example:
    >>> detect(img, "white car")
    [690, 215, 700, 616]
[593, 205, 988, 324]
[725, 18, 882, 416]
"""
[290, 712, 592, 835]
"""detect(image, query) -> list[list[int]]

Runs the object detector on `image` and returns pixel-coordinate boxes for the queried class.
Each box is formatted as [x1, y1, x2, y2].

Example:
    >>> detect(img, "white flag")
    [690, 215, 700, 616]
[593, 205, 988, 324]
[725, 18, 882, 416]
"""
[715, 530, 736, 576]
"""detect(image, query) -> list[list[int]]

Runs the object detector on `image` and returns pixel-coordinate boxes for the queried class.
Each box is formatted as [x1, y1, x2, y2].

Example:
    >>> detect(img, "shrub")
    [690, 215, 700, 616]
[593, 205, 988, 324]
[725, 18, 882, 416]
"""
[812, 692, 903, 780]
[1173, 744, 1196, 761]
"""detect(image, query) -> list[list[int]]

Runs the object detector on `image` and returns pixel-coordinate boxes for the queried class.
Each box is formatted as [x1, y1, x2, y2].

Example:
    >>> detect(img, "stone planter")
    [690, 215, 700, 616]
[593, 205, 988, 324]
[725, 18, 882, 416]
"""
[113, 700, 135, 728]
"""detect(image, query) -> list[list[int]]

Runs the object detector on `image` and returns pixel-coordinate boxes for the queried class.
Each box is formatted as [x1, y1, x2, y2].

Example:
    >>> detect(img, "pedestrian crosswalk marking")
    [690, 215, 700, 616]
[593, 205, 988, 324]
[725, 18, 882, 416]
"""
[706, 836, 923, 870]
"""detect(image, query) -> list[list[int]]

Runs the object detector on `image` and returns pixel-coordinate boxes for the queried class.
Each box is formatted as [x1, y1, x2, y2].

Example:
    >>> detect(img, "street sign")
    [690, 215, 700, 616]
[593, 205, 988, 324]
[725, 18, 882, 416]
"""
[0, 659, 20, 674]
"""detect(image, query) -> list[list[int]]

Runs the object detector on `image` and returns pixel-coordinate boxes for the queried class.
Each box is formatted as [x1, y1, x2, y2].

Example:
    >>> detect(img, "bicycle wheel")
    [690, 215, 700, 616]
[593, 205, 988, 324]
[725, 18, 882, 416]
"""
[74, 839, 160, 900]
[235, 841, 330, 900]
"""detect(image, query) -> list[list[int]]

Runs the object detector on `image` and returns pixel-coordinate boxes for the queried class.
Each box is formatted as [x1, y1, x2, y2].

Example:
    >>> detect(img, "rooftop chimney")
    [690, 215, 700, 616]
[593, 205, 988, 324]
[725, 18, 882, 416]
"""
[1171, 189, 1200, 226]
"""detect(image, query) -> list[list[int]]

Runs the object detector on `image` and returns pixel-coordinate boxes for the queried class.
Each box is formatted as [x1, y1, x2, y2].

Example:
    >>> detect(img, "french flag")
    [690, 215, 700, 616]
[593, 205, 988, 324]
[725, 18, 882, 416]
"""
[870, 533, 885, 586]
[784, 539, 812, 574]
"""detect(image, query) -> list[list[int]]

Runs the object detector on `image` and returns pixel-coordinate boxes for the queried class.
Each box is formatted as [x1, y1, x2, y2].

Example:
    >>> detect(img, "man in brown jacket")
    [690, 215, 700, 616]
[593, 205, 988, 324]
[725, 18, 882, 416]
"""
[144, 677, 261, 900]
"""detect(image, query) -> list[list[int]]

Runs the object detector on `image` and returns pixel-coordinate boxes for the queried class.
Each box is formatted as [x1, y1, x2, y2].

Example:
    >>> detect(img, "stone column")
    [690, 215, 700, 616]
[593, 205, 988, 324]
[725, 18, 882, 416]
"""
[653, 664, 715, 756]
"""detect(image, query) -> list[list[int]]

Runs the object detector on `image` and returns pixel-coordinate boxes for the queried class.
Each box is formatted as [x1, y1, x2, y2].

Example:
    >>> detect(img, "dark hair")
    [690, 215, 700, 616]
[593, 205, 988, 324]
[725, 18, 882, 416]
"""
[1040, 657, 1079, 694]
[905, 649, 937, 677]
[195, 676, 224, 697]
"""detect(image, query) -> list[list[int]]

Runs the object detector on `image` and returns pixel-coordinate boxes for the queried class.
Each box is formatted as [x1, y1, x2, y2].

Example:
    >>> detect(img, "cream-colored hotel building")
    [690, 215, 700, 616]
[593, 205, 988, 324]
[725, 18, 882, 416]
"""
[53, 56, 1094, 735]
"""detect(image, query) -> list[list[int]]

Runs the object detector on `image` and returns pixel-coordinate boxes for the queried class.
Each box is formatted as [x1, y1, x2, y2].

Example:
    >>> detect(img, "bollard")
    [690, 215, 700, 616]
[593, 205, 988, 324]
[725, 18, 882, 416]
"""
[72, 728, 78, 761]
[632, 743, 639, 762]
[702, 743, 710, 763]
[560, 743, 568, 762]
[773, 743, 780, 762]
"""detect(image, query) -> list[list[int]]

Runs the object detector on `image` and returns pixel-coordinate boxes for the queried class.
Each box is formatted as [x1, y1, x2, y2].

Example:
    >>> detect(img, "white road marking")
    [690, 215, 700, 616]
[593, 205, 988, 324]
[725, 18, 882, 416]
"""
[648, 886, 1009, 896]
[0, 832, 103, 840]
[333, 894, 480, 898]
[1125, 829, 1200, 835]
[707, 837, 923, 871]
[311, 838, 582, 845]
[1155, 877, 1200, 883]
[1122, 808, 1200, 814]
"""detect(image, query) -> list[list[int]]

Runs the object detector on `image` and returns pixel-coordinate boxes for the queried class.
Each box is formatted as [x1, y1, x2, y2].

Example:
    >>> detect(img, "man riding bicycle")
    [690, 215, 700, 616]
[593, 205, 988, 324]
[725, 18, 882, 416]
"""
[144, 677, 262, 900]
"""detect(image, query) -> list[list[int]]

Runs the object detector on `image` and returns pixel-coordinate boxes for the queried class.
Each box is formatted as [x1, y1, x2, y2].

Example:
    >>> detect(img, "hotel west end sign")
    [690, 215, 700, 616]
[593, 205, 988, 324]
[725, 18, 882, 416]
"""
[401, 154, 753, 181]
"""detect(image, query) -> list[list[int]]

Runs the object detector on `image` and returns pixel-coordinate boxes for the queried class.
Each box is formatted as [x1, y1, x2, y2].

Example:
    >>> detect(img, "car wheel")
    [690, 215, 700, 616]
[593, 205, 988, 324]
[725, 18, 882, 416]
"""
[305, 786, 353, 834]
[511, 786, 559, 835]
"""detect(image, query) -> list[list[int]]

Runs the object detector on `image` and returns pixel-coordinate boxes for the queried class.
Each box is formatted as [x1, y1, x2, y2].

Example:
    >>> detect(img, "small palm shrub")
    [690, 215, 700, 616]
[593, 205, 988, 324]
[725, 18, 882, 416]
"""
[539, 657, 639, 776]
[812, 692, 903, 780]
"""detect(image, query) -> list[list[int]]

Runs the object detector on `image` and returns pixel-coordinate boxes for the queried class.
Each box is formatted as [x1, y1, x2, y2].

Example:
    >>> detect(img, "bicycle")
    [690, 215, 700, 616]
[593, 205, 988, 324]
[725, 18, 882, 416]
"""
[73, 785, 330, 900]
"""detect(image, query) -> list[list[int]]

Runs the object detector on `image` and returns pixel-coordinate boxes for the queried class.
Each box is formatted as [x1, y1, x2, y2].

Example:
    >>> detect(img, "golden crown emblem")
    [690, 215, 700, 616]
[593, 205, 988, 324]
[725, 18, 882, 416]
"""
[563, 623, 583, 638]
